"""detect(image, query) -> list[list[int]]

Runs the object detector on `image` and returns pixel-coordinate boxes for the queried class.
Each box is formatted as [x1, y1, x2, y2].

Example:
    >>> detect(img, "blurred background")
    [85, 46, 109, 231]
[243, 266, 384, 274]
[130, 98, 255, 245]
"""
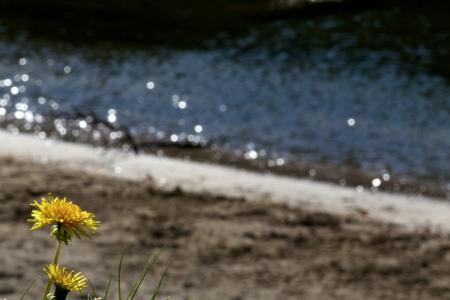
[0, 0, 449, 197]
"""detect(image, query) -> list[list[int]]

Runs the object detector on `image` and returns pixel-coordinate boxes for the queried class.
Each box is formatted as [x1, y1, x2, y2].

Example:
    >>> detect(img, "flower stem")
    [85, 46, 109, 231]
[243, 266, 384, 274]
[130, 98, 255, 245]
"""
[42, 240, 62, 300]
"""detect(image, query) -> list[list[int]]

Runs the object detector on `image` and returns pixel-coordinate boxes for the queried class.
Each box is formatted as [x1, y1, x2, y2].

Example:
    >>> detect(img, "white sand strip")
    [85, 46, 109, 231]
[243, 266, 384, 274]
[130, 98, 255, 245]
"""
[1, 130, 450, 231]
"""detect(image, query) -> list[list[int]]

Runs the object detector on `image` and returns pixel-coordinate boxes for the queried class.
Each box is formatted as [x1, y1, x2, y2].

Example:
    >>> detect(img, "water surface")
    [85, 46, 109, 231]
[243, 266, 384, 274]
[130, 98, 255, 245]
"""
[0, 8, 449, 197]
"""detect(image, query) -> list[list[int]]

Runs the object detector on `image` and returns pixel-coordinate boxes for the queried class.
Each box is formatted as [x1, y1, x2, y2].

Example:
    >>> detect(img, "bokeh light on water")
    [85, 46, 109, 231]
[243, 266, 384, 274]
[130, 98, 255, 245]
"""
[0, 13, 449, 195]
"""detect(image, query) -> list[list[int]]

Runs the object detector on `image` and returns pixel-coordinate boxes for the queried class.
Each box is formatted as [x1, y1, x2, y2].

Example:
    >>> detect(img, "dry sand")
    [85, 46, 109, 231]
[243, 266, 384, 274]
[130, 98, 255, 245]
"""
[1, 132, 450, 299]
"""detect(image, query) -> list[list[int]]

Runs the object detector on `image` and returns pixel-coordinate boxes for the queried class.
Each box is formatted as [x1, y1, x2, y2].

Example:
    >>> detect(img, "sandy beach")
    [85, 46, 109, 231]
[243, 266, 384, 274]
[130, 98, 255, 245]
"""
[1, 131, 450, 299]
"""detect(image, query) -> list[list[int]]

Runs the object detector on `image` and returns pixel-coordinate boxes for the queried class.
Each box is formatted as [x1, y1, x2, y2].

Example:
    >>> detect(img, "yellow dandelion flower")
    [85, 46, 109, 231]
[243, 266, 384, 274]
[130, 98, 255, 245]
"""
[28, 195, 100, 242]
[43, 264, 87, 291]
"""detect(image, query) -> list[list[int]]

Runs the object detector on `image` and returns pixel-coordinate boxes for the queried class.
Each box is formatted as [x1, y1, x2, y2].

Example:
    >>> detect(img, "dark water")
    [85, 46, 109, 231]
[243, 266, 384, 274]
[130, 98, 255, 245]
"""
[0, 8, 449, 196]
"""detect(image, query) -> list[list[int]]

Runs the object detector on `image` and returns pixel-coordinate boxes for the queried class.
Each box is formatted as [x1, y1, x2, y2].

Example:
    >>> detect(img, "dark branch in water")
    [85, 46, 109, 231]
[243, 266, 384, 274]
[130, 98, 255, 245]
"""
[138, 140, 209, 149]
[72, 108, 141, 155]
[46, 107, 209, 155]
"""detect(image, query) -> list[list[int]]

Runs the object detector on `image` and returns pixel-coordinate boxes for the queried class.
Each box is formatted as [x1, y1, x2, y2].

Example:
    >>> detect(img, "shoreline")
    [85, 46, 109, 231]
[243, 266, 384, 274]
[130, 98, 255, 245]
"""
[1, 130, 450, 232]
[138, 144, 449, 200]
[1, 118, 448, 199]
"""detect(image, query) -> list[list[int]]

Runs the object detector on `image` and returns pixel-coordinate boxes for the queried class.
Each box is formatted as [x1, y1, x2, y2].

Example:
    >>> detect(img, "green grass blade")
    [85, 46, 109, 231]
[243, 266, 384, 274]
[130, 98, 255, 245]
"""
[126, 259, 152, 300]
[126, 254, 153, 300]
[103, 273, 113, 300]
[20, 278, 36, 300]
[88, 279, 97, 298]
[150, 261, 171, 300]
[118, 254, 124, 300]
[126, 264, 152, 300]
[127, 252, 162, 300]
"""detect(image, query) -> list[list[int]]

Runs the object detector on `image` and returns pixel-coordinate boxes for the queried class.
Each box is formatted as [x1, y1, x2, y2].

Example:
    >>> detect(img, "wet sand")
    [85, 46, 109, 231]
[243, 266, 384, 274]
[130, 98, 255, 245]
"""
[2, 155, 450, 299]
